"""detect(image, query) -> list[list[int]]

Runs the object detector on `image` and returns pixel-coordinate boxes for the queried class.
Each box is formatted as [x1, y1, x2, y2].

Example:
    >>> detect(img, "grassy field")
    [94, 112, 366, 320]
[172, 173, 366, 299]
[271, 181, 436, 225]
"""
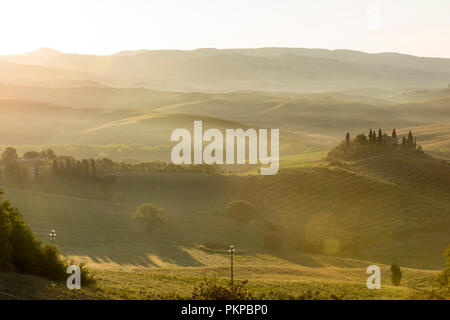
[1, 250, 444, 300]
[90, 252, 443, 300]
[1, 150, 448, 300]
[0, 272, 110, 300]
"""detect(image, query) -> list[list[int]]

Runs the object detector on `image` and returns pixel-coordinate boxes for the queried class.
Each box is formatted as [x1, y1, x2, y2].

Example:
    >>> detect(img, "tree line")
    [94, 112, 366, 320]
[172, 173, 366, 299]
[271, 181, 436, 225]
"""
[329, 128, 423, 160]
[346, 128, 419, 149]
[0, 147, 220, 185]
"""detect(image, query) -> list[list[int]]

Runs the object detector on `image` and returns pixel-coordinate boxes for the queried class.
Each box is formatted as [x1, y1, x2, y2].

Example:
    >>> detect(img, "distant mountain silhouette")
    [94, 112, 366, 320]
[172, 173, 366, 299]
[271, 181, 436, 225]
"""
[1, 47, 450, 92]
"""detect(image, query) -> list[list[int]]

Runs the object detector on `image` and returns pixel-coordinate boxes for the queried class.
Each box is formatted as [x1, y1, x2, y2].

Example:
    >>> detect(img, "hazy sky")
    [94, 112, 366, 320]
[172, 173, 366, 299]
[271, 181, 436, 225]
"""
[1, 0, 449, 57]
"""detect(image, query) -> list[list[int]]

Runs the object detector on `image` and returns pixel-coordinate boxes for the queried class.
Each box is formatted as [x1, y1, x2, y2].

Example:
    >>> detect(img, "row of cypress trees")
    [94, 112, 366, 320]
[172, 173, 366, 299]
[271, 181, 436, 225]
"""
[346, 128, 417, 148]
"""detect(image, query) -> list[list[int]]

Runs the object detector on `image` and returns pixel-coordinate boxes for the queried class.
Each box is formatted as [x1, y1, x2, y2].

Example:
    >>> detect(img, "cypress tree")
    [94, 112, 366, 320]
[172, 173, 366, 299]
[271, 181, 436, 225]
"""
[392, 129, 398, 145]
[407, 130, 414, 147]
[378, 128, 383, 144]
[346, 132, 350, 145]
[391, 264, 402, 286]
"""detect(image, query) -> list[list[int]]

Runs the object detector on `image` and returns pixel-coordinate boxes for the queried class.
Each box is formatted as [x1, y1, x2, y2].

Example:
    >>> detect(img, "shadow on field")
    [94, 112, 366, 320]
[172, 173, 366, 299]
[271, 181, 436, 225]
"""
[64, 241, 206, 267]
[276, 253, 324, 268]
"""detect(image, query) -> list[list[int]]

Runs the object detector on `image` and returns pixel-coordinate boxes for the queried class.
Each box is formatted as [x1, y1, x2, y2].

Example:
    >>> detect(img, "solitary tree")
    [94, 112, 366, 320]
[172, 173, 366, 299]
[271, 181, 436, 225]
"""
[132, 203, 165, 233]
[1, 147, 18, 162]
[391, 264, 402, 286]
[354, 133, 368, 145]
[226, 200, 256, 224]
[392, 129, 397, 139]
[407, 130, 414, 147]
[345, 132, 350, 145]
[40, 149, 56, 159]
[392, 129, 398, 145]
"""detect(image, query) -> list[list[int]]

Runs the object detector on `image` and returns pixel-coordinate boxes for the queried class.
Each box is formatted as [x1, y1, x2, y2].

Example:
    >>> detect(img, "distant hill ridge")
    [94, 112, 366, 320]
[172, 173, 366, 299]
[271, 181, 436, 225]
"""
[1, 47, 450, 91]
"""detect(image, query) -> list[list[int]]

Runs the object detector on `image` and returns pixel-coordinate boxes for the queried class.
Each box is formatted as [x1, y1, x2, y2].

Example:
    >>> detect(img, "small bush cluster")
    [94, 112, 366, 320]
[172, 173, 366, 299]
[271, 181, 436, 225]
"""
[132, 203, 165, 233]
[192, 278, 255, 300]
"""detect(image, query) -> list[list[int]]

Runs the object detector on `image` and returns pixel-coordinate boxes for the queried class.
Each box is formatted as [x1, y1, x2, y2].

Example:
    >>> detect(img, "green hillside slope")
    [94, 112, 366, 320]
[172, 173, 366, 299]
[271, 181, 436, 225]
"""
[1, 151, 448, 270]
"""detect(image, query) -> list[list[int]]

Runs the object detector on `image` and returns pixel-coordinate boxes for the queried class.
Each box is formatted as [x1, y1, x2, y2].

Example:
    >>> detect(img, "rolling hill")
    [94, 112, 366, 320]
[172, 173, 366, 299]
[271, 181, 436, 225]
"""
[0, 147, 448, 299]
[1, 87, 449, 161]
[0, 47, 62, 66]
[2, 48, 450, 92]
[0, 272, 106, 300]
[2, 150, 448, 269]
[0, 97, 320, 161]
[397, 123, 450, 158]
[0, 60, 111, 88]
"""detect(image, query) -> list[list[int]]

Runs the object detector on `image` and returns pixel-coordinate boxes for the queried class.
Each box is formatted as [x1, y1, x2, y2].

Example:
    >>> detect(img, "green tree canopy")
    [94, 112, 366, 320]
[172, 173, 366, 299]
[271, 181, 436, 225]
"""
[132, 203, 165, 233]
[0, 190, 66, 280]
[353, 134, 368, 145]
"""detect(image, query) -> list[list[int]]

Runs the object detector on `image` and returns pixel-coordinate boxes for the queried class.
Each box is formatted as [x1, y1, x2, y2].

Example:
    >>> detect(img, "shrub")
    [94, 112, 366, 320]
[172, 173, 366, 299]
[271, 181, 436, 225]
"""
[36, 244, 67, 281]
[226, 200, 256, 224]
[192, 278, 255, 300]
[132, 203, 165, 233]
[390, 264, 402, 286]
[80, 263, 96, 287]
